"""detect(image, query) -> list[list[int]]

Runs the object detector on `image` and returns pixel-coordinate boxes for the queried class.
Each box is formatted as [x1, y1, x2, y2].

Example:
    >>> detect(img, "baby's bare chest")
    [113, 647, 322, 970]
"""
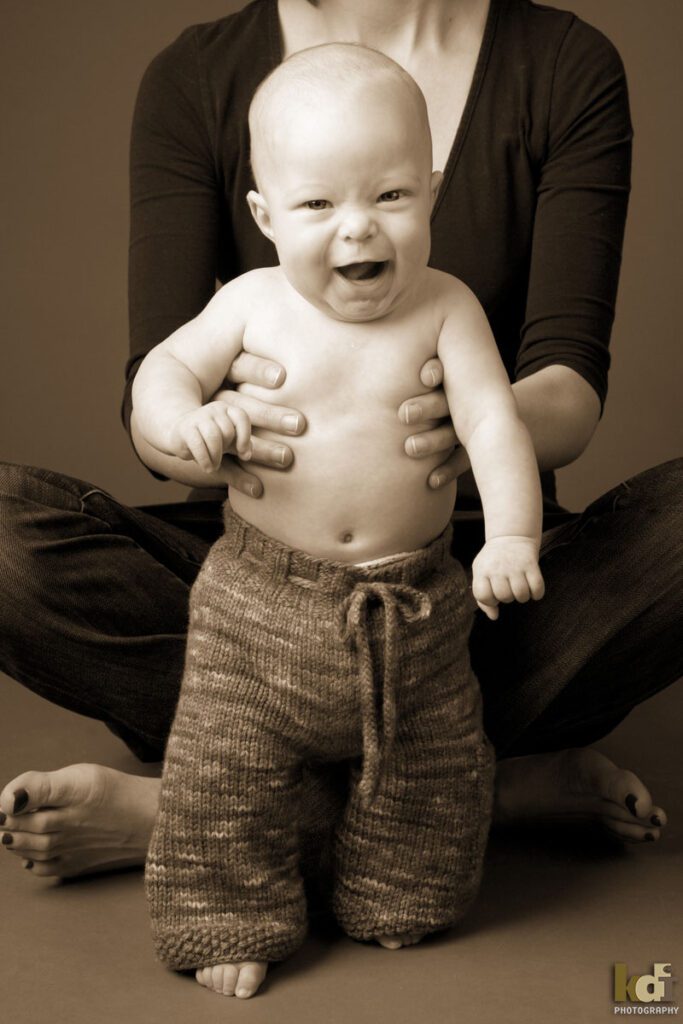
[241, 307, 440, 417]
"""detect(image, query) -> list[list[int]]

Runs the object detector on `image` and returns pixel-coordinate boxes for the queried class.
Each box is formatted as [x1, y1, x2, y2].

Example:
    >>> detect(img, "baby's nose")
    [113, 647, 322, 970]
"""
[339, 209, 377, 242]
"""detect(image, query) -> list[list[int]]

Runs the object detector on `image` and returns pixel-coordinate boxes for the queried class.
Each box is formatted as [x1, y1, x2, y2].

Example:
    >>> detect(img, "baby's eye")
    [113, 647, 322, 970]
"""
[305, 199, 331, 210]
[378, 190, 404, 203]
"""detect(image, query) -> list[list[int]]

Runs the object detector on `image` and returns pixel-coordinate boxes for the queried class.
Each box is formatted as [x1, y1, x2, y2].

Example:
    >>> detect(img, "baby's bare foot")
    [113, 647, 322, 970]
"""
[375, 932, 425, 950]
[493, 748, 667, 842]
[0, 764, 160, 877]
[196, 962, 268, 999]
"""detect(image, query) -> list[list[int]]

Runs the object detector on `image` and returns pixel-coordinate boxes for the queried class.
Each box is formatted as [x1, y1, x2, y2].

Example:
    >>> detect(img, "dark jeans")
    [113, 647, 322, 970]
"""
[0, 459, 681, 762]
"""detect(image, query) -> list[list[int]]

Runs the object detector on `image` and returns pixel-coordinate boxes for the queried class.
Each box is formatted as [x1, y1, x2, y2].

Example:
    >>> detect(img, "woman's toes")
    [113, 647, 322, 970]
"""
[235, 962, 268, 998]
[609, 773, 654, 820]
[22, 857, 62, 877]
[602, 818, 661, 843]
[648, 805, 667, 829]
[2, 829, 61, 855]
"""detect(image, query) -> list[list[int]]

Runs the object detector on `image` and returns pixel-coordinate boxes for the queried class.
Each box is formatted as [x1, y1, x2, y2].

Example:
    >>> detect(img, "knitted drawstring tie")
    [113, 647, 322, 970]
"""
[340, 580, 432, 804]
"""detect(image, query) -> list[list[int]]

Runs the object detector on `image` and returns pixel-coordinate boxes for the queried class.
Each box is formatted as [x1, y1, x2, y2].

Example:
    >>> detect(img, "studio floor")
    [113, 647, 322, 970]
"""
[1, 673, 681, 1024]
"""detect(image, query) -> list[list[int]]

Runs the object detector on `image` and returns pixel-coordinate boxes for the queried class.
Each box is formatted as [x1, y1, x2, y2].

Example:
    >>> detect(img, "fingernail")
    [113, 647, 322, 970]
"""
[430, 473, 444, 489]
[429, 369, 439, 386]
[247, 483, 262, 499]
[13, 789, 29, 814]
[272, 445, 287, 465]
[651, 815, 662, 827]
[410, 436, 428, 456]
[2, 833, 13, 846]
[404, 403, 421, 424]
[0, 813, 6, 826]
[24, 860, 34, 870]
[624, 793, 638, 817]
[266, 366, 283, 386]
[282, 414, 300, 433]
[644, 832, 655, 842]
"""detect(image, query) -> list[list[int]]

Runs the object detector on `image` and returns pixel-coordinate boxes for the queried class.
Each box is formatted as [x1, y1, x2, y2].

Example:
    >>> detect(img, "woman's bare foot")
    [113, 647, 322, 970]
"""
[0, 764, 160, 877]
[0, 747, 665, 879]
[493, 748, 667, 842]
[374, 932, 425, 950]
[196, 962, 268, 999]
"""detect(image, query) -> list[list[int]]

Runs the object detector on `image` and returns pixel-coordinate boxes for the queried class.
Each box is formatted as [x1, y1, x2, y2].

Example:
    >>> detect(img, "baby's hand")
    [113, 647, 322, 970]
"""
[472, 536, 545, 621]
[170, 401, 252, 473]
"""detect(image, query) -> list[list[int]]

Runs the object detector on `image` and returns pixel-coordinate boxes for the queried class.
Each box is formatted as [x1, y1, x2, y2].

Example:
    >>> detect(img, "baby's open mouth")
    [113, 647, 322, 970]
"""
[335, 261, 387, 282]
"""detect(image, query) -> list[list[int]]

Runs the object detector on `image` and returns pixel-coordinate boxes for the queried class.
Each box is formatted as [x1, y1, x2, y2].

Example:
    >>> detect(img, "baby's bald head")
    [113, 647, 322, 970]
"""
[248, 43, 433, 194]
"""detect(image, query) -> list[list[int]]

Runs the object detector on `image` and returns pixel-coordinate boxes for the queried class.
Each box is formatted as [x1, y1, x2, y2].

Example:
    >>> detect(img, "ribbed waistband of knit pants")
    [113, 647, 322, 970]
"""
[146, 504, 495, 967]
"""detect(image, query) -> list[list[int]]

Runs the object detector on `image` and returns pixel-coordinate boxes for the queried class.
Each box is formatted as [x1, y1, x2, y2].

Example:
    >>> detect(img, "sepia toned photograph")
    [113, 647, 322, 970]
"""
[1, 2, 681, 1021]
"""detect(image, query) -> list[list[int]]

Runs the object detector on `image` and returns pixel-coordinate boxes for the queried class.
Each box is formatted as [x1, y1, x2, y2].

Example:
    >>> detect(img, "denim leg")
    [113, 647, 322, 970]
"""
[469, 458, 683, 756]
[0, 462, 220, 760]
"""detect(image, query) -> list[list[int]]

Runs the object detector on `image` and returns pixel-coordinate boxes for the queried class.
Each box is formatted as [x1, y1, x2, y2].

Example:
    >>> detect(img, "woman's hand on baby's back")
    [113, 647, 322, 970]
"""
[398, 356, 465, 489]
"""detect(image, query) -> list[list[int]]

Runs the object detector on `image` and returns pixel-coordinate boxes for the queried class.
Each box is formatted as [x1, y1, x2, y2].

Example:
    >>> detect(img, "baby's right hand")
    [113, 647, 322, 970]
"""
[170, 401, 252, 473]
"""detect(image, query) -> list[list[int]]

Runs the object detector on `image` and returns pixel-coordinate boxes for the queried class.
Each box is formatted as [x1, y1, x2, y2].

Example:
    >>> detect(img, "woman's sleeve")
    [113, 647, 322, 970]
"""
[124, 28, 219, 440]
[514, 19, 633, 411]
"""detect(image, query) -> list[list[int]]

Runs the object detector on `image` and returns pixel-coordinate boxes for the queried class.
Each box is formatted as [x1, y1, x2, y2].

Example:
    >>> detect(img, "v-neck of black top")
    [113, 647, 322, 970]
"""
[262, 0, 502, 226]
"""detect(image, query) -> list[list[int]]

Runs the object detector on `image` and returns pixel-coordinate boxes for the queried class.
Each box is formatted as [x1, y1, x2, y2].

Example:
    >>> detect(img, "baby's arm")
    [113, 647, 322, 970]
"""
[132, 279, 253, 472]
[436, 280, 545, 620]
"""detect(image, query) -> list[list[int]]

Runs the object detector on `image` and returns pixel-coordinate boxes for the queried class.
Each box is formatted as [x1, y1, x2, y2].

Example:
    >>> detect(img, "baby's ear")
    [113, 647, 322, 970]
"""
[430, 170, 444, 209]
[247, 190, 275, 242]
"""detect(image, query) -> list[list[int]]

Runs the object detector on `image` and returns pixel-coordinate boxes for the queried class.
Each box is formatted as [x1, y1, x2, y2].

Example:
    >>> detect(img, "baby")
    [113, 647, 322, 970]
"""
[135, 43, 544, 999]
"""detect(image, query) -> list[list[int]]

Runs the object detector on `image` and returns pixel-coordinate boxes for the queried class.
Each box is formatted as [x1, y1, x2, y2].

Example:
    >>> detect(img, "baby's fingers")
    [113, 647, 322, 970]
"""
[183, 424, 220, 473]
[526, 567, 545, 601]
[226, 406, 252, 460]
[472, 577, 499, 621]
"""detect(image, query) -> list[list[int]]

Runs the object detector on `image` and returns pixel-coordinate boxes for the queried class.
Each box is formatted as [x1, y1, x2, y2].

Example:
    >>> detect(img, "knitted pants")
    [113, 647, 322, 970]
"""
[145, 506, 495, 968]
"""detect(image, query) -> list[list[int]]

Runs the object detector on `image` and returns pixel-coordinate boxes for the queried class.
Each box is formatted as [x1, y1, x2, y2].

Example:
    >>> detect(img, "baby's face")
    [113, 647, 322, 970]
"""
[250, 88, 440, 322]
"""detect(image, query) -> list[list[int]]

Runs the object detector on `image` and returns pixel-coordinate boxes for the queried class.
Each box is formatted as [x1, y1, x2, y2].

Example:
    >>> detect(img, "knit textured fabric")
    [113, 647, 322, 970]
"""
[145, 506, 495, 968]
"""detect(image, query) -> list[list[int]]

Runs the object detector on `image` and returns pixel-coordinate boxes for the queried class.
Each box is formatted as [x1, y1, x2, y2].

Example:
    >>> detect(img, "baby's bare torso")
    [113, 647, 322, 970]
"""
[230, 268, 457, 562]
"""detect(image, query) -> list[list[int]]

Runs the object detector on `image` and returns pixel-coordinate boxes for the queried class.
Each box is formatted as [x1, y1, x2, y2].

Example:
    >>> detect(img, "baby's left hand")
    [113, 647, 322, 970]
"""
[472, 536, 545, 621]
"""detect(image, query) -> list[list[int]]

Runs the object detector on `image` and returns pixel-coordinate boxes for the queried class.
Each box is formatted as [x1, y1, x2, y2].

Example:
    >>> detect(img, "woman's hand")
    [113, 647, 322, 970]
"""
[212, 352, 306, 498]
[398, 357, 469, 489]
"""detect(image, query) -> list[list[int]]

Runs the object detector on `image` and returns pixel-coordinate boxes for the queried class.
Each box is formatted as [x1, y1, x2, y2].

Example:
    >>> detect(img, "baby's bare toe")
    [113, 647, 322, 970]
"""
[236, 962, 268, 998]
[195, 962, 267, 998]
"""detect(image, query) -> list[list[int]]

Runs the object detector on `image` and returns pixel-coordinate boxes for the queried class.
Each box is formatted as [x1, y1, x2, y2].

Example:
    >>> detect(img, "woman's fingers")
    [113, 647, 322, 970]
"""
[221, 460, 264, 499]
[245, 435, 293, 469]
[427, 446, 469, 490]
[226, 352, 285, 388]
[419, 356, 444, 388]
[213, 388, 305, 436]
[404, 422, 457, 458]
[398, 389, 450, 425]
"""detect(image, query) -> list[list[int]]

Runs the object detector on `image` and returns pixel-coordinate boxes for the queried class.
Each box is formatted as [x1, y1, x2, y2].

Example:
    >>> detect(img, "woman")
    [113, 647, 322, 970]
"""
[0, 0, 681, 880]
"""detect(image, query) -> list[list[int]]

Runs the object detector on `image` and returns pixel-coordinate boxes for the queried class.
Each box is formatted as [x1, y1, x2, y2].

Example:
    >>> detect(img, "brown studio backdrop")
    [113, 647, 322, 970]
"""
[1, 0, 681, 510]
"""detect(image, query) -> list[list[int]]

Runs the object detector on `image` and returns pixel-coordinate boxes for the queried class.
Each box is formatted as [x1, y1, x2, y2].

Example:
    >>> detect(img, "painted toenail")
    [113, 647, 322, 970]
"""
[2, 833, 13, 846]
[0, 813, 6, 826]
[651, 815, 662, 827]
[624, 793, 638, 817]
[12, 789, 29, 814]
